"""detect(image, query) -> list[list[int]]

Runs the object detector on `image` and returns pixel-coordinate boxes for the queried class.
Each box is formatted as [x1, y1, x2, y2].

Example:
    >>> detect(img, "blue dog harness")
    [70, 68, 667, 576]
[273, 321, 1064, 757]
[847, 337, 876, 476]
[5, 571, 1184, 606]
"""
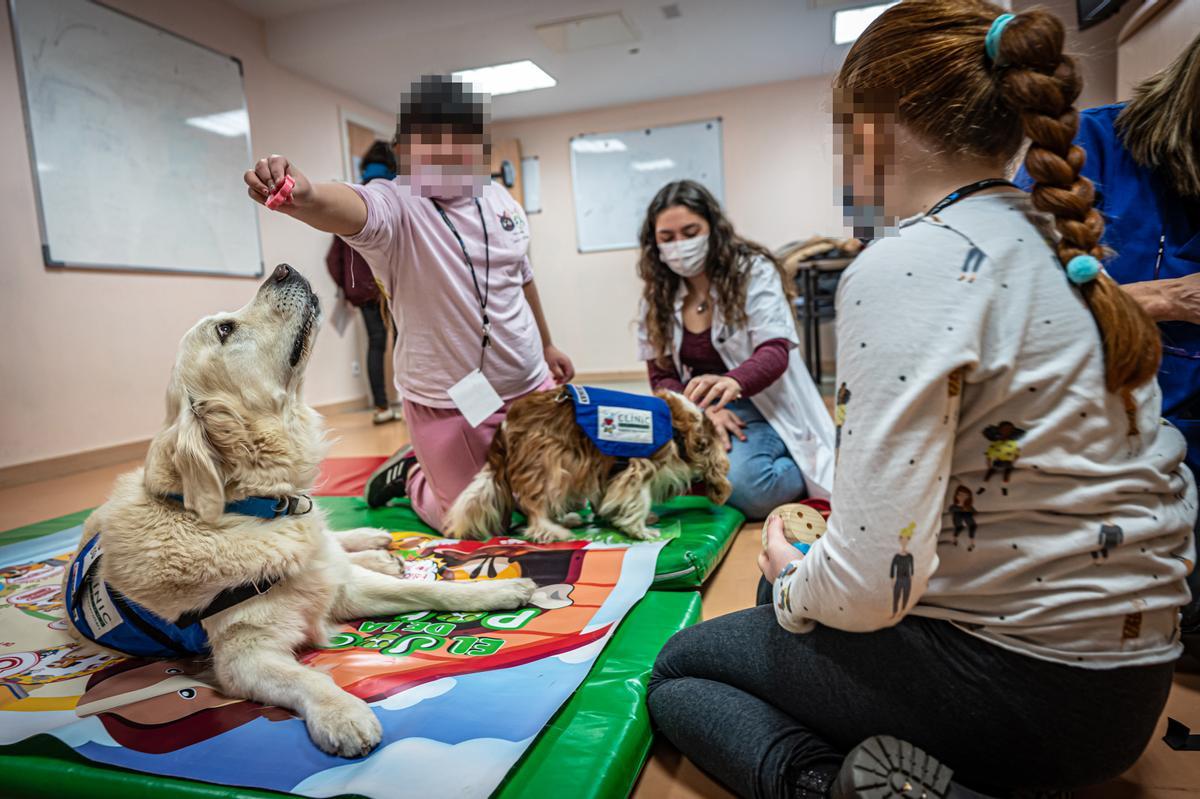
[565, 385, 675, 460]
[64, 493, 310, 658]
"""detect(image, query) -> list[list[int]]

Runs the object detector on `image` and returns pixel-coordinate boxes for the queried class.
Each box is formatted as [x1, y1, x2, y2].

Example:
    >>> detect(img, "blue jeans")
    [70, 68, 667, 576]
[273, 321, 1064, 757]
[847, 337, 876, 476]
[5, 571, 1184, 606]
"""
[723, 399, 806, 519]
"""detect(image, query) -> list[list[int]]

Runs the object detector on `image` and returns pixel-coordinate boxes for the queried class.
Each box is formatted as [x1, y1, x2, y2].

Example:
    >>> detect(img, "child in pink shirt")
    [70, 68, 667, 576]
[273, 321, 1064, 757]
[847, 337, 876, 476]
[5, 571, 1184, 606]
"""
[244, 75, 573, 529]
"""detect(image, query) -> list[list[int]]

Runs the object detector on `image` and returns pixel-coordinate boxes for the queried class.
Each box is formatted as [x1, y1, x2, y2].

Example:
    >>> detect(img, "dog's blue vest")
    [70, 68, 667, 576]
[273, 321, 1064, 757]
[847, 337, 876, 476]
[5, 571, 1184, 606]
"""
[65, 535, 212, 658]
[64, 494, 307, 659]
[566, 385, 673, 459]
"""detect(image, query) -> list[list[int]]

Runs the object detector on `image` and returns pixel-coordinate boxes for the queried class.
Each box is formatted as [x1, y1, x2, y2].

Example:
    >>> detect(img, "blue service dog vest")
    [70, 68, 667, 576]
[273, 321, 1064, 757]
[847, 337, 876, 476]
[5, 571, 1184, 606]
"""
[65, 535, 211, 658]
[566, 385, 674, 459]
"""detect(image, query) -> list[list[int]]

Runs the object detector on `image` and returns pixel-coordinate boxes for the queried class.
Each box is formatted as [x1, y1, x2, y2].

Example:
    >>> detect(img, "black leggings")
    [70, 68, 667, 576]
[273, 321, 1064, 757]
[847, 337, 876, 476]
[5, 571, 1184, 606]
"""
[360, 300, 390, 410]
[648, 581, 1174, 798]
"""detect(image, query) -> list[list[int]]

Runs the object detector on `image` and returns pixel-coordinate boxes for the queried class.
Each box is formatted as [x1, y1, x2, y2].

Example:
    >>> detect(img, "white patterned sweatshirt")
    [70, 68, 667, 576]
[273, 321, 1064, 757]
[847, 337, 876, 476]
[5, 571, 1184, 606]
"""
[772, 193, 1197, 668]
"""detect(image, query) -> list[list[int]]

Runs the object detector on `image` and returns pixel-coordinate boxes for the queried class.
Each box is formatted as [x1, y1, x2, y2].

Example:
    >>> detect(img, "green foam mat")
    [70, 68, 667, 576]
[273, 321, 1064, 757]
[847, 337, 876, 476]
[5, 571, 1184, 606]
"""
[0, 590, 700, 799]
[319, 495, 743, 590]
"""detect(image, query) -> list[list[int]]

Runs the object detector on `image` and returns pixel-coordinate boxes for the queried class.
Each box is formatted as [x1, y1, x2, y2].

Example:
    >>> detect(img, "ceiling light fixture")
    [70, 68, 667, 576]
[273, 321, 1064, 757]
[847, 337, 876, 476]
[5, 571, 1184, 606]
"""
[832, 2, 898, 45]
[452, 60, 556, 96]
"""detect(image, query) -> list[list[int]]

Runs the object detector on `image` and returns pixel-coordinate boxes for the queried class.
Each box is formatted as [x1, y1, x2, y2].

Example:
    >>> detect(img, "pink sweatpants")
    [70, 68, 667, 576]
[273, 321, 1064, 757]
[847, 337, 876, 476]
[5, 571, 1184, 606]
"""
[403, 376, 556, 530]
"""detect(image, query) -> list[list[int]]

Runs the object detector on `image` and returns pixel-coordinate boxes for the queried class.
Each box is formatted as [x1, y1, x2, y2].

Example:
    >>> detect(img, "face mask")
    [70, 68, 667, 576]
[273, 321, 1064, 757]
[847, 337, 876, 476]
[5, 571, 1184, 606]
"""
[658, 235, 709, 277]
[402, 163, 488, 199]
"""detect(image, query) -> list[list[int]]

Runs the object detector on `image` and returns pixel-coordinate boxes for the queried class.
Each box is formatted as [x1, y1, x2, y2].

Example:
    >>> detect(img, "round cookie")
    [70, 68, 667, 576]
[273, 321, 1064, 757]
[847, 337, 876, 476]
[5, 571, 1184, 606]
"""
[762, 502, 828, 554]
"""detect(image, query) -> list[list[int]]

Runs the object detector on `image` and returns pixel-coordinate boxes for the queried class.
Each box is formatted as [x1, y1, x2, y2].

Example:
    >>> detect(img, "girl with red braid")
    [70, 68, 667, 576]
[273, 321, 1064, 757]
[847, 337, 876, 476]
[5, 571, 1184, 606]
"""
[646, 3, 1195, 797]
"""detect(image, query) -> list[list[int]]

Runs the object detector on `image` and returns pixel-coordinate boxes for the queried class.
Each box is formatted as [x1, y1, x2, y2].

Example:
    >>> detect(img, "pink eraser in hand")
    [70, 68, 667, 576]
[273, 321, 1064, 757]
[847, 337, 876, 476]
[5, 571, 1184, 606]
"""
[265, 174, 295, 210]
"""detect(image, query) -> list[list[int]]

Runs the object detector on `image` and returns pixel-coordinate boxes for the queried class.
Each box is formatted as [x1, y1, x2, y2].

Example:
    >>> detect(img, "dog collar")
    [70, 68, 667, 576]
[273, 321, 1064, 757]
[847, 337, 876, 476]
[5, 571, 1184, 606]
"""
[164, 493, 314, 519]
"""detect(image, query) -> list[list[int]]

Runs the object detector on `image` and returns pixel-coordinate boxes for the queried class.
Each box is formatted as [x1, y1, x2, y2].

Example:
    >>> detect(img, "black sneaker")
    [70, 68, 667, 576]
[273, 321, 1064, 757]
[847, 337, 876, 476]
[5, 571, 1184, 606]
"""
[832, 736, 993, 799]
[365, 444, 415, 508]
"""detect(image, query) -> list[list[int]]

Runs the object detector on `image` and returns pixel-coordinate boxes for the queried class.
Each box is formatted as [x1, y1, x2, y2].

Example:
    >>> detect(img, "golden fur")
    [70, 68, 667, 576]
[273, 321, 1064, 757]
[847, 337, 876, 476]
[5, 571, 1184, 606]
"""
[445, 387, 732, 542]
[63, 265, 534, 757]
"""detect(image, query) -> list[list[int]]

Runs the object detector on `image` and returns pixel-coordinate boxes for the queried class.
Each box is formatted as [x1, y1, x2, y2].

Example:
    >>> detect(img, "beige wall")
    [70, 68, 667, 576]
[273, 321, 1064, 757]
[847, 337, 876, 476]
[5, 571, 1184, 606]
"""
[492, 77, 844, 376]
[0, 0, 392, 468]
[1117, 0, 1200, 96]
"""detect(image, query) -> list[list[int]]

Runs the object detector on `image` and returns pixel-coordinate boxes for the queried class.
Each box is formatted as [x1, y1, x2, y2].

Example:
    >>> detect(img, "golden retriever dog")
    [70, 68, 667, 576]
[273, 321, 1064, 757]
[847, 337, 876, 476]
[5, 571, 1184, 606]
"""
[62, 264, 534, 757]
[444, 386, 732, 543]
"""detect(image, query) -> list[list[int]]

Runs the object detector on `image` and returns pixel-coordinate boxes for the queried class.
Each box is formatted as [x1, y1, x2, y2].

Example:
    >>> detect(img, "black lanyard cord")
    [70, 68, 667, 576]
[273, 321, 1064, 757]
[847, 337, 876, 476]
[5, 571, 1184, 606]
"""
[927, 178, 1018, 217]
[431, 197, 491, 369]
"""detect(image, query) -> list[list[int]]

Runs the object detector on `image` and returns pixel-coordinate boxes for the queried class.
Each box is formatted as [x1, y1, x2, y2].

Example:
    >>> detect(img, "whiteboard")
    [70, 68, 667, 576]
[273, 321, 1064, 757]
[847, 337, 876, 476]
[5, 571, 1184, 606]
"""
[570, 118, 723, 253]
[10, 0, 262, 276]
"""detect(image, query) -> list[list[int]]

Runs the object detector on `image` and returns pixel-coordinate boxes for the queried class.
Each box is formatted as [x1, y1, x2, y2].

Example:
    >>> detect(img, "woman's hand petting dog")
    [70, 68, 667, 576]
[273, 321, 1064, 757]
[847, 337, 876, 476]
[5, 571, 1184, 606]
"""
[685, 374, 742, 412]
[757, 514, 802, 583]
[705, 406, 747, 451]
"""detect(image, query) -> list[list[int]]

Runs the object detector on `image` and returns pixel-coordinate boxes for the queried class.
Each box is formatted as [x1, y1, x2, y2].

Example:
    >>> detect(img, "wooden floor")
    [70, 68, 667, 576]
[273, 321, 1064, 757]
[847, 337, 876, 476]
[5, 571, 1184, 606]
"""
[4, 405, 1198, 798]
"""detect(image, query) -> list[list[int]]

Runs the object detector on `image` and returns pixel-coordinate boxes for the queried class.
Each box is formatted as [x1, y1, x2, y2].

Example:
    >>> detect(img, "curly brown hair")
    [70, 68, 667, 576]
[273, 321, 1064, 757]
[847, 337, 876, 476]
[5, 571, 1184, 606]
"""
[637, 180, 793, 366]
[837, 0, 1161, 432]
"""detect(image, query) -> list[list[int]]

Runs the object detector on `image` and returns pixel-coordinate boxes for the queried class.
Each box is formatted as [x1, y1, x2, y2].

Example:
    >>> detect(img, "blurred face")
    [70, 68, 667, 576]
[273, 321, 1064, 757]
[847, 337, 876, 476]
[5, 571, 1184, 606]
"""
[835, 108, 898, 238]
[654, 205, 709, 244]
[396, 125, 489, 199]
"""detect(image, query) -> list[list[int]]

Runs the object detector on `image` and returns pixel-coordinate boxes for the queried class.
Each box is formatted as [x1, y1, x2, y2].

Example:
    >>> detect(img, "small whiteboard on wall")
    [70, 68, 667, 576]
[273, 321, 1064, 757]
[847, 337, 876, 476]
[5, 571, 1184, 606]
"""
[570, 118, 724, 253]
[9, 0, 262, 276]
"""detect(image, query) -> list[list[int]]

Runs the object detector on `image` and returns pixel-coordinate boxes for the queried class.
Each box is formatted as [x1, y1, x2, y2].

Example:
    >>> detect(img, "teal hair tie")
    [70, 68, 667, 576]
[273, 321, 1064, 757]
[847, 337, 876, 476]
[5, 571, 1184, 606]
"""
[985, 13, 1016, 64]
[1066, 254, 1103, 285]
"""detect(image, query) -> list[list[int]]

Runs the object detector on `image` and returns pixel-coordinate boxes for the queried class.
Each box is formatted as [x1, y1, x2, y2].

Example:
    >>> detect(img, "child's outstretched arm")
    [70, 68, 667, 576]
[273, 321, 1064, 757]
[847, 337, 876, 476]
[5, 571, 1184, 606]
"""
[244, 155, 366, 236]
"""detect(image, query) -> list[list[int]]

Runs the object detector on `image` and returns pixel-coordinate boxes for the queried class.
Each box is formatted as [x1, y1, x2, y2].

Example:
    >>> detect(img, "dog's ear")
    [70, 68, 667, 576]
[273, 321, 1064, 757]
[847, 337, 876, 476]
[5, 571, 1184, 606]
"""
[697, 413, 733, 505]
[172, 395, 226, 523]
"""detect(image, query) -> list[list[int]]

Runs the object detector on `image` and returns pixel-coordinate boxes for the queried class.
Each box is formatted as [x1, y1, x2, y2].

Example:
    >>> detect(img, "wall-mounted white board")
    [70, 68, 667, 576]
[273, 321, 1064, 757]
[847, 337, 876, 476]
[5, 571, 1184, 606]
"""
[9, 0, 262, 276]
[569, 118, 723, 253]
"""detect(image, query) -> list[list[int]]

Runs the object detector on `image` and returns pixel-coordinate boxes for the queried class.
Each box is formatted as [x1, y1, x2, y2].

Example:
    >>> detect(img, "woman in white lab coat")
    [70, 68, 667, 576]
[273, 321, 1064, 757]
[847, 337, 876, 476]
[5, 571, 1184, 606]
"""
[636, 180, 835, 517]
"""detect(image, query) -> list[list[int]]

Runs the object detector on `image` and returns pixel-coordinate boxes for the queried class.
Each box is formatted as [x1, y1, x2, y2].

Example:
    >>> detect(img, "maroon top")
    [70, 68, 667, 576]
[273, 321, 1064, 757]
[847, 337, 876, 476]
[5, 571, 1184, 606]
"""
[326, 238, 380, 306]
[646, 327, 790, 398]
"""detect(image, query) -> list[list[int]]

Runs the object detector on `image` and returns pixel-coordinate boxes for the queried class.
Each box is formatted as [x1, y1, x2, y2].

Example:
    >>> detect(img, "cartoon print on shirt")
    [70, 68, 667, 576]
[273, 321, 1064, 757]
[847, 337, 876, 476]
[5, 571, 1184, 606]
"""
[774, 560, 800, 615]
[956, 246, 985, 283]
[1122, 598, 1148, 647]
[948, 485, 978, 551]
[983, 421, 1026, 490]
[944, 368, 963, 424]
[1092, 520, 1124, 561]
[835, 383, 851, 456]
[498, 209, 528, 240]
[891, 522, 917, 615]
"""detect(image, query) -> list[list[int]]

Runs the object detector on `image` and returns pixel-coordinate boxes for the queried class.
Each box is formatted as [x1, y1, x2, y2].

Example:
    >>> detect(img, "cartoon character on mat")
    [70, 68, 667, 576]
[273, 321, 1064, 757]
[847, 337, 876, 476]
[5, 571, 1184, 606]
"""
[1092, 520, 1124, 561]
[891, 523, 916, 616]
[76, 659, 293, 754]
[1, 554, 74, 621]
[983, 421, 1026, 483]
[835, 383, 851, 454]
[944, 368, 963, 424]
[1, 644, 121, 703]
[0, 554, 72, 603]
[948, 485, 978, 551]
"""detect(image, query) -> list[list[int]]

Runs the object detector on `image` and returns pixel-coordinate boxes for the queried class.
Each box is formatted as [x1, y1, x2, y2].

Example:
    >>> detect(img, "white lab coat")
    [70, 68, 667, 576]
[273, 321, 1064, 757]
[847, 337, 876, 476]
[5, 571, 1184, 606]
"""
[637, 256, 836, 499]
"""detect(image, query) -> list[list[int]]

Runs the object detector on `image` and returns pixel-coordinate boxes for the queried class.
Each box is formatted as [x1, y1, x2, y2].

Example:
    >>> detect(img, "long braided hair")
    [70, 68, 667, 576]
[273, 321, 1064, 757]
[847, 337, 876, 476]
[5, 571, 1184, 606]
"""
[836, 0, 1161, 430]
[637, 180, 792, 367]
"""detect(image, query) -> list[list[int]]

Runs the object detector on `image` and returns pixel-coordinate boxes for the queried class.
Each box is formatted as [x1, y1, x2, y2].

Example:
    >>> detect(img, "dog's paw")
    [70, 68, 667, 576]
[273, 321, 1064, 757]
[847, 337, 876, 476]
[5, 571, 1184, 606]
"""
[623, 526, 661, 541]
[335, 527, 393, 552]
[349, 549, 402, 576]
[561, 512, 586, 529]
[484, 578, 537, 609]
[305, 694, 382, 758]
[525, 524, 573, 543]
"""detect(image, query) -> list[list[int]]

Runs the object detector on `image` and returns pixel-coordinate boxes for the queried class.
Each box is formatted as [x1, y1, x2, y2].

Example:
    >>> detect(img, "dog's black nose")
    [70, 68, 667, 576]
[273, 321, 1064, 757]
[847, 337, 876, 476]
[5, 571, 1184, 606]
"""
[272, 263, 292, 283]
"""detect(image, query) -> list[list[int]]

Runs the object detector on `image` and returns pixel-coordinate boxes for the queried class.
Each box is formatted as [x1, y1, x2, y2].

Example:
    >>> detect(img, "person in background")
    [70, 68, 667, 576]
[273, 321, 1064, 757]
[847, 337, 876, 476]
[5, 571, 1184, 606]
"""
[646, 3, 1195, 797]
[326, 141, 399, 425]
[1016, 33, 1200, 645]
[244, 75, 573, 530]
[636, 180, 835, 518]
